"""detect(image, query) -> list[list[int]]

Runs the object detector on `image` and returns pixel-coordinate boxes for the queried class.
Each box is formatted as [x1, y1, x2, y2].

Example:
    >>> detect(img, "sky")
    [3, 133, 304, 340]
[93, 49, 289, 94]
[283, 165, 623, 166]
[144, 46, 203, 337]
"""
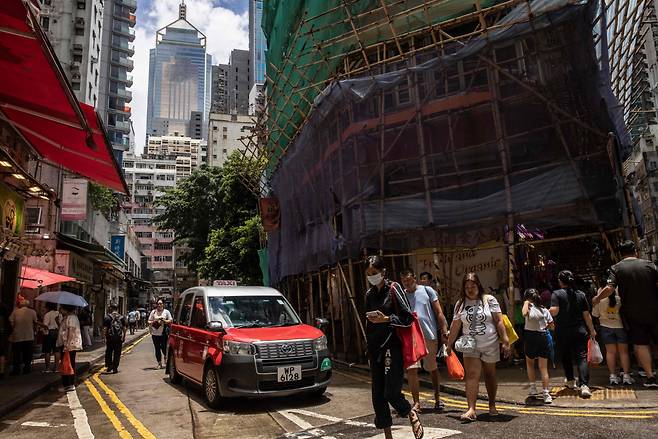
[132, 0, 249, 153]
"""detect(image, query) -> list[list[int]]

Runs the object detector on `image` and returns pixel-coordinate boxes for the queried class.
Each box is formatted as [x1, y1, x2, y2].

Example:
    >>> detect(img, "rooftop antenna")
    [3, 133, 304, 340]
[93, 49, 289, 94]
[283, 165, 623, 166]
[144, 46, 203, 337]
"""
[179, 1, 187, 19]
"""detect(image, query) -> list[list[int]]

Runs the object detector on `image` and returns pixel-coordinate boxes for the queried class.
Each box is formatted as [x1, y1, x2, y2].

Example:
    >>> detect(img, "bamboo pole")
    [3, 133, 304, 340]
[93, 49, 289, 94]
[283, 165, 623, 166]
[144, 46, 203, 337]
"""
[327, 269, 337, 354]
[338, 260, 366, 354]
[308, 272, 315, 322]
[337, 262, 348, 358]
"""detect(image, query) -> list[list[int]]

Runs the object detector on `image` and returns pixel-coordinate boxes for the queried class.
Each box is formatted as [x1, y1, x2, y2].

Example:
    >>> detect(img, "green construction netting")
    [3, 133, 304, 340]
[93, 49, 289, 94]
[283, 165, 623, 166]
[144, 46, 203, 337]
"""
[262, 0, 511, 170]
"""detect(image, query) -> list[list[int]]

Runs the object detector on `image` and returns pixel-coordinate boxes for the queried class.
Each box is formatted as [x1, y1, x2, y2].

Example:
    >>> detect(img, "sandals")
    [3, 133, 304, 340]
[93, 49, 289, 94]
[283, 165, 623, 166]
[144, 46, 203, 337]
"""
[409, 409, 424, 439]
[459, 412, 477, 423]
[434, 399, 445, 412]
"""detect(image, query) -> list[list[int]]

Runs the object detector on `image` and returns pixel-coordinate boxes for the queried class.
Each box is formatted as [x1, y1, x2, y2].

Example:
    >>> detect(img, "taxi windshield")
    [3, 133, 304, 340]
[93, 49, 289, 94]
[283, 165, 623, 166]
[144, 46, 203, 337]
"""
[207, 296, 300, 328]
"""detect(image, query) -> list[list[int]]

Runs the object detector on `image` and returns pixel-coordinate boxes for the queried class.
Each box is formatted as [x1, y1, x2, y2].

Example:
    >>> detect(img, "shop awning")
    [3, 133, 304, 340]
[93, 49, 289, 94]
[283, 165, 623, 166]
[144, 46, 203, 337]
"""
[19, 265, 76, 290]
[0, 0, 128, 194]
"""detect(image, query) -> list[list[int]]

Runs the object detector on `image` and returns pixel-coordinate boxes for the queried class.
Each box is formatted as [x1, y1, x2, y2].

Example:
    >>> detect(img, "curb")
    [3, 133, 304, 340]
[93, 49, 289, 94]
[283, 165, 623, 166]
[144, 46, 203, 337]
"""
[333, 359, 658, 410]
[0, 330, 149, 419]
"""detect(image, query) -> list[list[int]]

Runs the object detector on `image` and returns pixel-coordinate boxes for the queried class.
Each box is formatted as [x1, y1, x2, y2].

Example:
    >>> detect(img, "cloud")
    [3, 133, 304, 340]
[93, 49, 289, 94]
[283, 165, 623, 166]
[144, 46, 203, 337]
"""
[131, 0, 249, 153]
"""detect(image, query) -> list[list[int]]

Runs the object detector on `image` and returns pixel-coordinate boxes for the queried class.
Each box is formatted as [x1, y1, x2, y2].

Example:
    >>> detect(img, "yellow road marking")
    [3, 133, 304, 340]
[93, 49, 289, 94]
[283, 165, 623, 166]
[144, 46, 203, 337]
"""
[336, 369, 658, 419]
[84, 379, 133, 439]
[92, 373, 157, 439]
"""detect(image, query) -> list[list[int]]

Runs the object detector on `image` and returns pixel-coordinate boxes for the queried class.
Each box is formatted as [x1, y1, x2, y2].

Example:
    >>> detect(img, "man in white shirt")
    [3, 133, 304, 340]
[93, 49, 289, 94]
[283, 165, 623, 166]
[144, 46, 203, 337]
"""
[42, 303, 61, 372]
[148, 300, 172, 369]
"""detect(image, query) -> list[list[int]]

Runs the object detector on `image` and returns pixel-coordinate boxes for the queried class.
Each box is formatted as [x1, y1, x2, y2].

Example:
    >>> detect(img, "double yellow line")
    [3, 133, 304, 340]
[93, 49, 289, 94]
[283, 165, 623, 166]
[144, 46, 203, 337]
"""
[84, 334, 157, 438]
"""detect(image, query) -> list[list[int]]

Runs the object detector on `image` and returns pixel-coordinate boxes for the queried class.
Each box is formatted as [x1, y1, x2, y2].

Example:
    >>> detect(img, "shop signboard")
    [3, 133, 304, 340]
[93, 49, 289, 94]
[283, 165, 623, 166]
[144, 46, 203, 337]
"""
[0, 181, 24, 234]
[414, 244, 505, 308]
[61, 179, 88, 221]
[259, 197, 280, 232]
[111, 235, 126, 259]
[54, 249, 93, 284]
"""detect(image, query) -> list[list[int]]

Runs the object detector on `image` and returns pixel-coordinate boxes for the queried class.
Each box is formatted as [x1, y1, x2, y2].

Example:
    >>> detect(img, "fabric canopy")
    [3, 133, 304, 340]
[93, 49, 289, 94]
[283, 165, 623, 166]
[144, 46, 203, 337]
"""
[19, 265, 76, 290]
[0, 0, 128, 194]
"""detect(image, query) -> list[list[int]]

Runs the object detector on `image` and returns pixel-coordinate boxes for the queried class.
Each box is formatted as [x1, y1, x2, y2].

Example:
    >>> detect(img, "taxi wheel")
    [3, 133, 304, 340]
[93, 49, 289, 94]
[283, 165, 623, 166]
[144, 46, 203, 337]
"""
[167, 351, 182, 384]
[308, 386, 327, 398]
[203, 365, 223, 409]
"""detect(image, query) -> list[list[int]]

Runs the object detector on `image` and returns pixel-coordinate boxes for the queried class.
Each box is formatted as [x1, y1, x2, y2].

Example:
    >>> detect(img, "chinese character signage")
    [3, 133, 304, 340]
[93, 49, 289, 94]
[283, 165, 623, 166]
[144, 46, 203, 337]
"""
[111, 235, 126, 259]
[61, 179, 88, 221]
[259, 197, 280, 232]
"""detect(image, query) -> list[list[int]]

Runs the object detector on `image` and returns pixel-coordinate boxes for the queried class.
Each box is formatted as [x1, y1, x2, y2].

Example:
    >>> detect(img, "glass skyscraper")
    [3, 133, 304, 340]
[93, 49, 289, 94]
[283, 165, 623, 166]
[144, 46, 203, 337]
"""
[146, 2, 211, 140]
[250, 0, 267, 87]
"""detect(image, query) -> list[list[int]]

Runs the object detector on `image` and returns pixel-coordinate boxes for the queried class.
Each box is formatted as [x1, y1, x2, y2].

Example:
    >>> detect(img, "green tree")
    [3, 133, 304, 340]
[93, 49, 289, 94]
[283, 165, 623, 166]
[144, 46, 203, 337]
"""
[154, 152, 262, 284]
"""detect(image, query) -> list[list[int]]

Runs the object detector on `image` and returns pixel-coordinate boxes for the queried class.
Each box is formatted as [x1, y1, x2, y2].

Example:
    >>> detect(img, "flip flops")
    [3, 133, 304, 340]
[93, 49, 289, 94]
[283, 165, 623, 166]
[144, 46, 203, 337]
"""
[409, 409, 424, 439]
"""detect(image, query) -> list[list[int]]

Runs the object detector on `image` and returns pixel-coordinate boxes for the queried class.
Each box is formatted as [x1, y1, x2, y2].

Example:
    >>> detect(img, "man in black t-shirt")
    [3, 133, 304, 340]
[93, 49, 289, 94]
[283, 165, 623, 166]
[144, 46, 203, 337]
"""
[593, 241, 658, 388]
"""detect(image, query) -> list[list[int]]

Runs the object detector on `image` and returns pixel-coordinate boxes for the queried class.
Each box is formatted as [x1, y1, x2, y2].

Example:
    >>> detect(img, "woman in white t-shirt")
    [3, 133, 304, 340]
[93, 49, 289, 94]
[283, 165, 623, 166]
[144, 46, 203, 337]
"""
[446, 272, 510, 422]
[148, 300, 172, 369]
[522, 289, 554, 404]
[592, 288, 633, 386]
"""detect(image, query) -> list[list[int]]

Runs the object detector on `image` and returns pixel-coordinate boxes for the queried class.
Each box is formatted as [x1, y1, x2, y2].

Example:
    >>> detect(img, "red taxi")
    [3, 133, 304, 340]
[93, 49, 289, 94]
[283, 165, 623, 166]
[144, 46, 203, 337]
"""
[167, 286, 332, 408]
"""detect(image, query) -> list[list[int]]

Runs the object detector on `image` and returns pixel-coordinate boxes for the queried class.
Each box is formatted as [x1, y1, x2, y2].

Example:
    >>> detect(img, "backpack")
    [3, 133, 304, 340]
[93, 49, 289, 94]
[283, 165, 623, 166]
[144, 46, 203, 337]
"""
[108, 314, 124, 341]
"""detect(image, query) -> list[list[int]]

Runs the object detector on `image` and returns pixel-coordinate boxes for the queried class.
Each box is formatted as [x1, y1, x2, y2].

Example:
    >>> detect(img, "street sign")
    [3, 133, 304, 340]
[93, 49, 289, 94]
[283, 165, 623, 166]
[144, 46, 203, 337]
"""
[212, 280, 238, 286]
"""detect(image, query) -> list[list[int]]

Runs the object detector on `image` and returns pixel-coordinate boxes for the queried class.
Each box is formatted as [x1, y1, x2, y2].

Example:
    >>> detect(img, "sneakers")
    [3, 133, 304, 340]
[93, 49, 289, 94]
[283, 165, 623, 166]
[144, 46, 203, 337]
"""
[565, 379, 577, 389]
[643, 376, 658, 388]
[528, 384, 538, 396]
[64, 385, 76, 392]
[580, 384, 592, 398]
[542, 390, 552, 404]
[638, 370, 648, 378]
[609, 374, 619, 386]
[622, 374, 635, 386]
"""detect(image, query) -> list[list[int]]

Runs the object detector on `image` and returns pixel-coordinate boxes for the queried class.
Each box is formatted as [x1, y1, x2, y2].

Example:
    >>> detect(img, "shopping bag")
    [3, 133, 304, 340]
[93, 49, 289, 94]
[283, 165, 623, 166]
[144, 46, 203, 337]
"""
[59, 351, 74, 376]
[502, 314, 519, 345]
[587, 339, 603, 366]
[446, 350, 465, 380]
[389, 283, 428, 369]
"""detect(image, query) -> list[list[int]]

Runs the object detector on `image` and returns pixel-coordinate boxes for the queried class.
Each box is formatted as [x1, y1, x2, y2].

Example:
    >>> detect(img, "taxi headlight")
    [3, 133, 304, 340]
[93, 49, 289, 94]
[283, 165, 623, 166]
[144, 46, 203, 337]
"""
[223, 340, 255, 356]
[313, 335, 328, 351]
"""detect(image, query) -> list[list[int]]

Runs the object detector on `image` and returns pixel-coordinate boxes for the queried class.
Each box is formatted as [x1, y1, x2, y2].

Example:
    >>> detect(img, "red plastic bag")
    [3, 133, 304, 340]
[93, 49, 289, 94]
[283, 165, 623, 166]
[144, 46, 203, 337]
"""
[446, 350, 464, 380]
[59, 351, 74, 376]
[587, 339, 603, 366]
[389, 283, 428, 369]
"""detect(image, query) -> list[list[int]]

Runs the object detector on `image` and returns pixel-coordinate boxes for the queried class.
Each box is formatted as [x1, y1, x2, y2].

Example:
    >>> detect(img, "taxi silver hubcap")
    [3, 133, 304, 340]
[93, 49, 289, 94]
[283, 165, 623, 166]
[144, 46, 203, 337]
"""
[205, 369, 217, 401]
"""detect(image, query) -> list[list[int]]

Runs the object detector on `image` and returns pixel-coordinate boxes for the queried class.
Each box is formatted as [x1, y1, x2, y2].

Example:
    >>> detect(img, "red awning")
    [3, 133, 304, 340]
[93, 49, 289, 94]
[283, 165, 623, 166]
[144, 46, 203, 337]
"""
[0, 0, 128, 194]
[19, 265, 76, 290]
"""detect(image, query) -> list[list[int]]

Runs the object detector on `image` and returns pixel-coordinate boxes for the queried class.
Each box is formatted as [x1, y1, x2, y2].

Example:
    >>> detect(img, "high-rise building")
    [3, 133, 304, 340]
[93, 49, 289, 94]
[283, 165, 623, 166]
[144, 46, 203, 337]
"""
[146, 1, 212, 140]
[38, 0, 106, 106]
[249, 0, 266, 88]
[211, 64, 229, 114]
[98, 0, 137, 165]
[228, 49, 251, 115]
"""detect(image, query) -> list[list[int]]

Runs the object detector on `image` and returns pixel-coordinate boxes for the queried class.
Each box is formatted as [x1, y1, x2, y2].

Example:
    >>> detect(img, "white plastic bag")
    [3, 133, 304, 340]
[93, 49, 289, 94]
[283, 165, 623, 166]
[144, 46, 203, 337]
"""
[587, 339, 603, 365]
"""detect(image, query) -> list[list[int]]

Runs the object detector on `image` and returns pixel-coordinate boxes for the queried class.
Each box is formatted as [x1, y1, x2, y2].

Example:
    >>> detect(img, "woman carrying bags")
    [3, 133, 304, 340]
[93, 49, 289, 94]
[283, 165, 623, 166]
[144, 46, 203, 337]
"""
[57, 304, 83, 392]
[446, 272, 510, 422]
[364, 255, 424, 439]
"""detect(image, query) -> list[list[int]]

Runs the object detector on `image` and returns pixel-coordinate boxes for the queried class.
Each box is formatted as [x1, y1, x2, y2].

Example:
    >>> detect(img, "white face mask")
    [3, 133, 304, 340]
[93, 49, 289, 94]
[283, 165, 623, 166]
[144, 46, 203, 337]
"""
[367, 273, 384, 286]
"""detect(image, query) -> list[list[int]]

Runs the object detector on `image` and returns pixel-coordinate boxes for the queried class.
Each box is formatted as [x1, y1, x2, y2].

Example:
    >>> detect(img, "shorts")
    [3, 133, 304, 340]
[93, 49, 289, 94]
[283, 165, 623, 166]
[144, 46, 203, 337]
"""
[600, 326, 628, 345]
[42, 330, 58, 354]
[463, 343, 500, 363]
[625, 320, 658, 346]
[524, 330, 550, 359]
[407, 339, 439, 372]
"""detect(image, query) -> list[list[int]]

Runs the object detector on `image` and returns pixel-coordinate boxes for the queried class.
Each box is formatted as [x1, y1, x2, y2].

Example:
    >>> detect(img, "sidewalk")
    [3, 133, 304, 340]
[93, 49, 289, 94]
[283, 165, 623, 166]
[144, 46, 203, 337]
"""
[334, 359, 658, 409]
[0, 328, 149, 418]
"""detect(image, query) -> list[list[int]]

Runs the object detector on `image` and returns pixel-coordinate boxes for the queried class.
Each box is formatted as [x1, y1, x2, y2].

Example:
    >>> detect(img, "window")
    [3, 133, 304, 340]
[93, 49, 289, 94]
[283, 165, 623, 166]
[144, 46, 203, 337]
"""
[190, 295, 207, 329]
[25, 207, 42, 233]
[41, 17, 49, 31]
[178, 293, 194, 325]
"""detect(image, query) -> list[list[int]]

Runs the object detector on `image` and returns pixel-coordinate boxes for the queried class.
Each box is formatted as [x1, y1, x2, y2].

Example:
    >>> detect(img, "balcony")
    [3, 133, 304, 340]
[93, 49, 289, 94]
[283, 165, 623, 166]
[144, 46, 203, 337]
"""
[112, 39, 135, 55]
[110, 120, 131, 133]
[110, 71, 133, 86]
[113, 23, 136, 41]
[110, 55, 134, 70]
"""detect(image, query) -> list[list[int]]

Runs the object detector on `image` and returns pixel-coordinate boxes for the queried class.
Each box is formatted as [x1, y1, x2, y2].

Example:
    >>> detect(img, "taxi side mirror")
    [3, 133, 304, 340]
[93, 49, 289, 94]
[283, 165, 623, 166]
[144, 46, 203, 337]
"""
[207, 321, 226, 334]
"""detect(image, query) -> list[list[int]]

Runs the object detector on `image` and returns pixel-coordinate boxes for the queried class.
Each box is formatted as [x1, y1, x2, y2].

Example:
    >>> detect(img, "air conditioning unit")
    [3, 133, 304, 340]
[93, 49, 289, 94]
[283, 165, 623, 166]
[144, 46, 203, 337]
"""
[75, 17, 85, 29]
[72, 43, 83, 55]
[70, 61, 81, 71]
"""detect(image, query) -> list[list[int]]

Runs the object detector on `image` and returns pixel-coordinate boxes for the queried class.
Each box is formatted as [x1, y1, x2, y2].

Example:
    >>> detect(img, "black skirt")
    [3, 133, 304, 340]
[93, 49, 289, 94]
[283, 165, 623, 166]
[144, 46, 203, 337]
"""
[524, 330, 550, 359]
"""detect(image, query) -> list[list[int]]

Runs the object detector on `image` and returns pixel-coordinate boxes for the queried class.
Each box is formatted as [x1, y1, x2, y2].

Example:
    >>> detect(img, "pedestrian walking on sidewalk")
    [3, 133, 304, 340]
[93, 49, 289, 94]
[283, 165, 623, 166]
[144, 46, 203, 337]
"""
[148, 300, 172, 369]
[127, 308, 138, 335]
[9, 299, 43, 375]
[57, 305, 82, 392]
[400, 268, 448, 412]
[446, 272, 510, 422]
[522, 289, 554, 404]
[550, 270, 597, 398]
[364, 256, 424, 439]
[42, 303, 61, 373]
[592, 283, 633, 386]
[103, 304, 127, 374]
[593, 240, 658, 388]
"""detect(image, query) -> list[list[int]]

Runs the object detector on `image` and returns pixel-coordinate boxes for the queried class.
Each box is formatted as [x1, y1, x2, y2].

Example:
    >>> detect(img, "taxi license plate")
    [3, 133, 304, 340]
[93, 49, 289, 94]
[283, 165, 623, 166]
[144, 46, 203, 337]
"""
[277, 365, 302, 382]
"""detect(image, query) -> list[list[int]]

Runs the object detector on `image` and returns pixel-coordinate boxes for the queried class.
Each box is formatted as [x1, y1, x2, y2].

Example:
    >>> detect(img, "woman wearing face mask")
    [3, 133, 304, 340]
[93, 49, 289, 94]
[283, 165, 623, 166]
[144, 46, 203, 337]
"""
[446, 272, 510, 422]
[364, 255, 423, 439]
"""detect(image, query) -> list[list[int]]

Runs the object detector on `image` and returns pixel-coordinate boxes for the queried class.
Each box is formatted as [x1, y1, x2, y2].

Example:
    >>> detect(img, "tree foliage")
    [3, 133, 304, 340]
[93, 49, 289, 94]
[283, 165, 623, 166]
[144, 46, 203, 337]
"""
[154, 152, 262, 284]
[89, 183, 118, 216]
